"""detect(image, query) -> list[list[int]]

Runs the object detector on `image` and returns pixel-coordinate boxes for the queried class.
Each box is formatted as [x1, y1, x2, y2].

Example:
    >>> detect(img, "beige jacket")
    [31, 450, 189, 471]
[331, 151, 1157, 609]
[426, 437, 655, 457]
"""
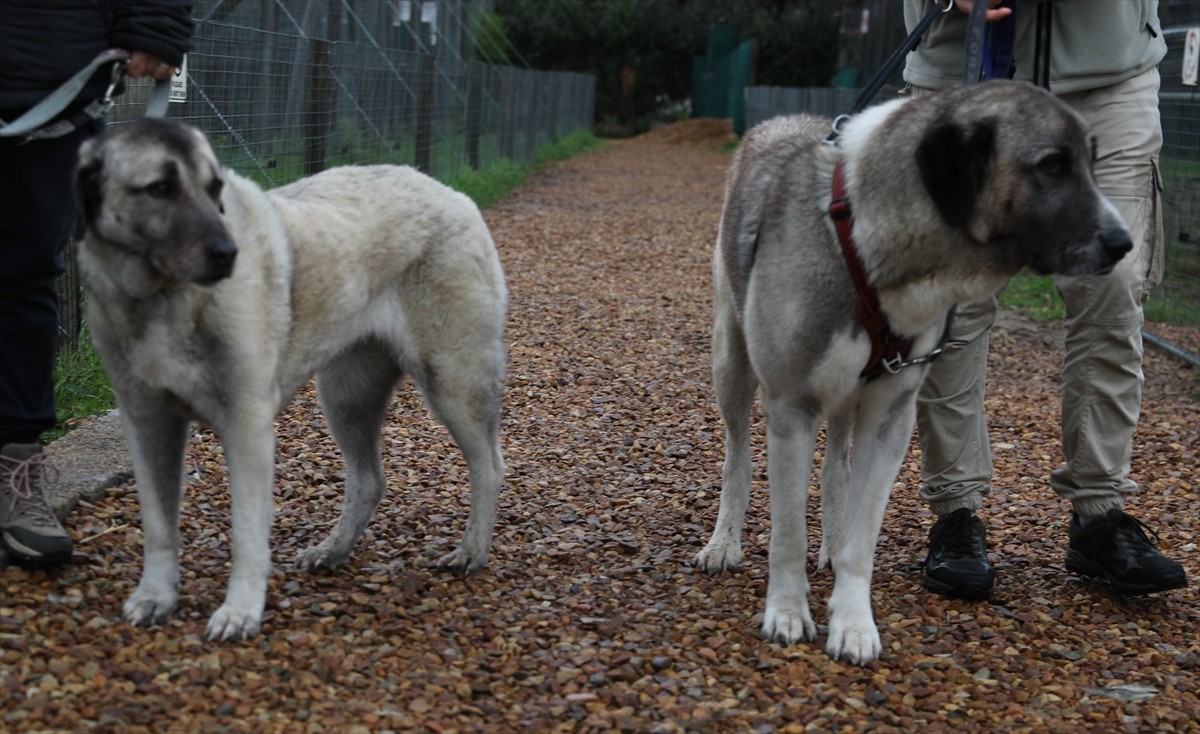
[902, 0, 1166, 95]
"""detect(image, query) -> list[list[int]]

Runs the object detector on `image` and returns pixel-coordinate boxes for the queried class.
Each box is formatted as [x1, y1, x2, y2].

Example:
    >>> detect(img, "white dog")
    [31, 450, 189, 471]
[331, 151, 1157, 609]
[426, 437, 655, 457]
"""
[75, 118, 507, 640]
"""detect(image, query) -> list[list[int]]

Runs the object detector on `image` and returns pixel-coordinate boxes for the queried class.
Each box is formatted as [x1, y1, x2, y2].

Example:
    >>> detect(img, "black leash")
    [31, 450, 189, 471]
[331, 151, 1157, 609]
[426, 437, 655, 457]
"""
[825, 0, 952, 143]
[963, 0, 990, 82]
[1032, 0, 1053, 88]
[825, 0, 994, 379]
[826, 0, 1017, 145]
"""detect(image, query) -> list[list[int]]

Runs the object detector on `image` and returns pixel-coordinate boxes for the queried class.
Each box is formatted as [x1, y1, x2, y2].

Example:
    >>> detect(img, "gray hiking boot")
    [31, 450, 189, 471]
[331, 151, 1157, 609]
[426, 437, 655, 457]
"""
[0, 443, 73, 567]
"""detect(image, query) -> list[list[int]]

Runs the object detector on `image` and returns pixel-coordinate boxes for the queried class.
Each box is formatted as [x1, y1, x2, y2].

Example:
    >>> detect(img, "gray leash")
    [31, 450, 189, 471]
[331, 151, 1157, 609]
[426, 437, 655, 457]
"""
[0, 48, 171, 141]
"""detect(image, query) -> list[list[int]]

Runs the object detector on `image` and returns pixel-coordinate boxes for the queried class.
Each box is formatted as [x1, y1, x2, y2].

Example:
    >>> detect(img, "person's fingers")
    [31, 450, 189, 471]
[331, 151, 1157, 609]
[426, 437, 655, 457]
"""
[954, 0, 1013, 22]
[127, 52, 175, 81]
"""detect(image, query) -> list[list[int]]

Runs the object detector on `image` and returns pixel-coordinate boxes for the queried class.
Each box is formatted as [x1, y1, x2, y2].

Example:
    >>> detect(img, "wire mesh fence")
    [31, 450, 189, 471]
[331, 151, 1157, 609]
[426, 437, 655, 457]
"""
[1156, 27, 1200, 333]
[56, 0, 596, 346]
[744, 31, 1200, 347]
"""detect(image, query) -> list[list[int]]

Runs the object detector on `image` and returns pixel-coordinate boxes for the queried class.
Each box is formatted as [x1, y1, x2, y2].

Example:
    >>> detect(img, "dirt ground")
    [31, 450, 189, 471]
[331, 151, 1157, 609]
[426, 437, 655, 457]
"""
[3, 120, 1199, 733]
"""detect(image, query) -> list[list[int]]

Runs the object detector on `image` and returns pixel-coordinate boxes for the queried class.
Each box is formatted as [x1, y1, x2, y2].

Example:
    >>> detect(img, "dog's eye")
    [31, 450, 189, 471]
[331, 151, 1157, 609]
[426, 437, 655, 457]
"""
[207, 178, 225, 213]
[1038, 154, 1069, 176]
[145, 180, 177, 198]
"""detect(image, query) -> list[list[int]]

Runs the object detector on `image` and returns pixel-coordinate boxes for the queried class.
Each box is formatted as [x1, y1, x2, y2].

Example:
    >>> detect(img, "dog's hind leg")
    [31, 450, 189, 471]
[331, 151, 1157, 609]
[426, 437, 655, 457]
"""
[695, 287, 756, 572]
[120, 399, 190, 628]
[300, 344, 400, 572]
[817, 412, 853, 572]
[419, 353, 505, 576]
[761, 401, 819, 645]
[825, 382, 919, 664]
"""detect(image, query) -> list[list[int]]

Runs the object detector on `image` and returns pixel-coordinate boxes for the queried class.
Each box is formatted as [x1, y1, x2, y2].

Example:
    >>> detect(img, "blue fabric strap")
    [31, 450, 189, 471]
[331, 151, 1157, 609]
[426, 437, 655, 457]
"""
[981, 0, 1017, 80]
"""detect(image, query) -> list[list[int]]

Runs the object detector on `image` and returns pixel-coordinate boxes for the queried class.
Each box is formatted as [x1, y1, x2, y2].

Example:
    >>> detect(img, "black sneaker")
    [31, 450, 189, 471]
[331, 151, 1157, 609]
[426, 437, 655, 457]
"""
[922, 508, 995, 599]
[0, 443, 73, 568]
[1065, 509, 1187, 595]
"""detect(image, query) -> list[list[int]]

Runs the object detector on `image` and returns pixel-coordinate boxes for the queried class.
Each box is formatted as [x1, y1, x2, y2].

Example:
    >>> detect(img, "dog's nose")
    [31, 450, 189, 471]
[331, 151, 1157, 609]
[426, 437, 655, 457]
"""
[207, 238, 238, 278]
[1100, 227, 1133, 262]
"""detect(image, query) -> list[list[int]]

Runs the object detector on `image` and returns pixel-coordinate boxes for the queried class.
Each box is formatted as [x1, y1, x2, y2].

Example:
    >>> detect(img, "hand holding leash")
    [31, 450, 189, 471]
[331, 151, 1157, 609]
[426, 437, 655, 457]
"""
[0, 47, 174, 140]
[126, 51, 177, 82]
[951, 0, 1013, 23]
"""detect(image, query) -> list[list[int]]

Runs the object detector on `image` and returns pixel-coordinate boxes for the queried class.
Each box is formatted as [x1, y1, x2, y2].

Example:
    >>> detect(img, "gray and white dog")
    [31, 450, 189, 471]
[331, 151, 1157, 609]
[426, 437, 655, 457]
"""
[75, 118, 507, 640]
[694, 81, 1132, 663]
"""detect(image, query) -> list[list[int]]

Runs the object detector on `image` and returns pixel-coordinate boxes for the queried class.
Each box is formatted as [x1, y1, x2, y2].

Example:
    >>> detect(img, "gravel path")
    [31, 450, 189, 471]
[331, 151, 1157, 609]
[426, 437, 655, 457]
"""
[3, 127, 1199, 733]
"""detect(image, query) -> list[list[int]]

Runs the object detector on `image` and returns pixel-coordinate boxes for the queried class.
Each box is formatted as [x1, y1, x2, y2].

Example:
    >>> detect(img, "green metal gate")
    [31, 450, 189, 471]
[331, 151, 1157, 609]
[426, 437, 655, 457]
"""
[693, 24, 753, 133]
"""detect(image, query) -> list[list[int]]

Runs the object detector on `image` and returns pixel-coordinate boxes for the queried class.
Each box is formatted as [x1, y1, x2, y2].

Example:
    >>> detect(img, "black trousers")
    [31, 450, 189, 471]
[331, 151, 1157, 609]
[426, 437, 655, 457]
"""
[0, 121, 102, 447]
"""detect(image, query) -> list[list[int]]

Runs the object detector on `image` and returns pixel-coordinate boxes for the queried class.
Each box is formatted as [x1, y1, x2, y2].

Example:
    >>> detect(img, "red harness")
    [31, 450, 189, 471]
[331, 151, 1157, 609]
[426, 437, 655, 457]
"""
[829, 161, 917, 381]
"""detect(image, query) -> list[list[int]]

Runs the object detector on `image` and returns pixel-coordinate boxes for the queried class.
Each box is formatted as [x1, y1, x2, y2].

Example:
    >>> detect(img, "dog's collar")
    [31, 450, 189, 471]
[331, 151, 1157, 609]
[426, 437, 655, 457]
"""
[830, 161, 952, 380]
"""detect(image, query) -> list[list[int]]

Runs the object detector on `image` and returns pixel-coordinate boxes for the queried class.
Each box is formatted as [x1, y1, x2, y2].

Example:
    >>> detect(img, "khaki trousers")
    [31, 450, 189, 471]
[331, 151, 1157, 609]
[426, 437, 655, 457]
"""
[913, 68, 1165, 517]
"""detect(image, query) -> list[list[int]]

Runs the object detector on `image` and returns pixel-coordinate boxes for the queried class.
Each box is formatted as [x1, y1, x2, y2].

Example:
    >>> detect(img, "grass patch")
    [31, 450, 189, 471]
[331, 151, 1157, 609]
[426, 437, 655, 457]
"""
[50, 331, 116, 442]
[1145, 295, 1198, 325]
[444, 159, 530, 210]
[534, 130, 607, 164]
[998, 270, 1064, 321]
[1000, 269, 1200, 328]
[444, 131, 605, 210]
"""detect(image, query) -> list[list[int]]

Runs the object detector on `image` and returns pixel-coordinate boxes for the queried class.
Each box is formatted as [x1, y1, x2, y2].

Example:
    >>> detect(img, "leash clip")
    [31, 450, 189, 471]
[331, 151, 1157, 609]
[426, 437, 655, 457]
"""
[882, 343, 946, 375]
[824, 114, 851, 146]
[99, 58, 130, 113]
[882, 353, 906, 375]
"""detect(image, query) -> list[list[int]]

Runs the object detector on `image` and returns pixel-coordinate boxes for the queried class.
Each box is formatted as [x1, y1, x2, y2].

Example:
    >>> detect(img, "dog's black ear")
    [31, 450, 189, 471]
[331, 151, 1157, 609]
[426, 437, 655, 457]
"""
[74, 151, 104, 227]
[916, 120, 996, 229]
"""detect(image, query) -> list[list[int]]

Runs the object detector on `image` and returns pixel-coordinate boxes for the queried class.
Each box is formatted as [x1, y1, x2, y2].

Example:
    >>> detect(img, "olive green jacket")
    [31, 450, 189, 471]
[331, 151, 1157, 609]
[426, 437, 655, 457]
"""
[902, 0, 1166, 95]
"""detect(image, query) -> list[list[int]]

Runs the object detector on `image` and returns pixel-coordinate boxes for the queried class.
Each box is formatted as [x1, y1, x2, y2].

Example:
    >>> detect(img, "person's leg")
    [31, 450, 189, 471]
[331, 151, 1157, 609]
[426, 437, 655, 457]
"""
[0, 147, 73, 447]
[917, 296, 997, 514]
[0, 124, 97, 567]
[1052, 68, 1184, 594]
[902, 82, 998, 597]
[915, 294, 998, 598]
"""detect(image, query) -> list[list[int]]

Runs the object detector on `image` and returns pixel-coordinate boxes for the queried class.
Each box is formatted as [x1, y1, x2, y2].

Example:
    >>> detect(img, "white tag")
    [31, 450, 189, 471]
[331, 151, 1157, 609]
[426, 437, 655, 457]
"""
[1184, 29, 1199, 87]
[169, 54, 187, 102]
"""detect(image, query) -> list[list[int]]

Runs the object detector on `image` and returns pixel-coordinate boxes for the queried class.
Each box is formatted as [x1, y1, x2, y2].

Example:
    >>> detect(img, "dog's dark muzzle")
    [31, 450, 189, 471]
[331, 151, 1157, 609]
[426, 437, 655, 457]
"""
[1088, 226, 1134, 276]
[198, 237, 238, 284]
[1100, 226, 1133, 265]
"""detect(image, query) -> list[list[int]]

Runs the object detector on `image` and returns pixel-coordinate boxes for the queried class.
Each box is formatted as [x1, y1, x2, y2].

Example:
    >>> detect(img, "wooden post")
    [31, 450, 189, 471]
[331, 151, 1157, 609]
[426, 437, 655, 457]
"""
[466, 62, 482, 170]
[415, 53, 435, 174]
[500, 66, 515, 160]
[304, 39, 333, 177]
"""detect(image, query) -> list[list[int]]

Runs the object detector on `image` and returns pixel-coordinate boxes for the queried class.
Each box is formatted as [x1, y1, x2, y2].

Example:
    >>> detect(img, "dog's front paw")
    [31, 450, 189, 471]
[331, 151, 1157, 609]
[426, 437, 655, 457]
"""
[694, 539, 742, 573]
[826, 619, 882, 664]
[762, 602, 816, 645]
[437, 544, 489, 576]
[206, 603, 263, 641]
[123, 584, 177, 627]
[826, 592, 882, 664]
[297, 544, 350, 573]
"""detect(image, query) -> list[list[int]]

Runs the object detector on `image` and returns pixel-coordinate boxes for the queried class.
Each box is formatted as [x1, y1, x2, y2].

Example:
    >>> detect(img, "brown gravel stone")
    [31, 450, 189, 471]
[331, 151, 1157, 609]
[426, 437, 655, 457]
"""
[1, 120, 1197, 732]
